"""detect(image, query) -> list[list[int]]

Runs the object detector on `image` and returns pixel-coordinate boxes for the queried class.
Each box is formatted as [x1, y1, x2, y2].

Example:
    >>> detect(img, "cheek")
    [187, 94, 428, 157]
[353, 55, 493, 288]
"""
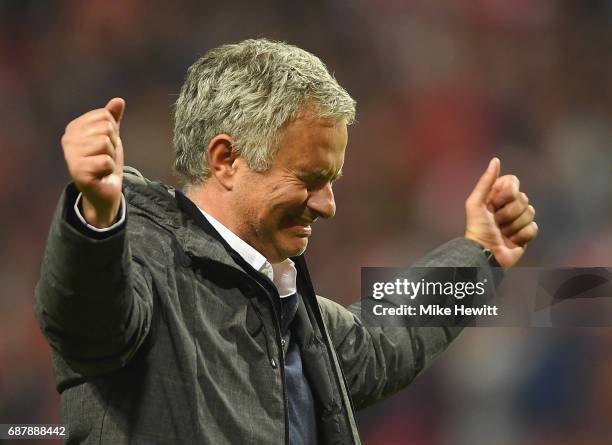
[234, 181, 268, 224]
[267, 187, 308, 216]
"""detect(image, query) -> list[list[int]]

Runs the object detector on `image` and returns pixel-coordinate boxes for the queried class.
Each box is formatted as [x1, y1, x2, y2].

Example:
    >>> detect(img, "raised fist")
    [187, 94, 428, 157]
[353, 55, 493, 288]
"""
[464, 157, 538, 268]
[62, 98, 125, 228]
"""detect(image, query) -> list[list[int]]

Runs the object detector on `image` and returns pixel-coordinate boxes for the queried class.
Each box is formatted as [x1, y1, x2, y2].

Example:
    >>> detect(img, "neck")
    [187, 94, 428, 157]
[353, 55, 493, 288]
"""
[186, 181, 229, 227]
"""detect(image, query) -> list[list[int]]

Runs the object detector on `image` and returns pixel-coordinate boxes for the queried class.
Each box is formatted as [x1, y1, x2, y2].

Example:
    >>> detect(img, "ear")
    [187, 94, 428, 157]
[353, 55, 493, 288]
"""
[207, 134, 239, 190]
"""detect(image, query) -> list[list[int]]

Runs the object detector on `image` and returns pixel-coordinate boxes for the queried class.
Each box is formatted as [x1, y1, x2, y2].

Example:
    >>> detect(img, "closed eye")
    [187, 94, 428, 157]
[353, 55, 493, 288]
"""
[297, 168, 342, 190]
[307, 170, 342, 184]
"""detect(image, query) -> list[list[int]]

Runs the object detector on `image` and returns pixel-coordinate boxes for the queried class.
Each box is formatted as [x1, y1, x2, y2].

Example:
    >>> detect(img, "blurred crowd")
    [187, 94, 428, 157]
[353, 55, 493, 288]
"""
[0, 0, 610, 443]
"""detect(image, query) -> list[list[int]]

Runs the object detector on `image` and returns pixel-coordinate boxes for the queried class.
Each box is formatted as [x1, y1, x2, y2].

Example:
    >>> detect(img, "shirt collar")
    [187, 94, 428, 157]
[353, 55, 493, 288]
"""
[198, 208, 297, 298]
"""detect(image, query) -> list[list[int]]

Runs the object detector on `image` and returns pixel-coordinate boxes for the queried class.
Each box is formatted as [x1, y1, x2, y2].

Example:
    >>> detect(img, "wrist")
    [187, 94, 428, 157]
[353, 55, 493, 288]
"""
[463, 236, 501, 268]
[81, 197, 120, 229]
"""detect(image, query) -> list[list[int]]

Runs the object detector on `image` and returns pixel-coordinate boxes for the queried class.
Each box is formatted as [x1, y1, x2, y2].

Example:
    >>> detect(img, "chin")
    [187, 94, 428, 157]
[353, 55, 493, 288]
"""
[279, 238, 309, 259]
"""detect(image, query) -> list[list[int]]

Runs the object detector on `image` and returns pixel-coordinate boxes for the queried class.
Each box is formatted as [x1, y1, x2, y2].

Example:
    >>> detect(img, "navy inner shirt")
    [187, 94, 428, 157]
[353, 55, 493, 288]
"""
[281, 293, 317, 444]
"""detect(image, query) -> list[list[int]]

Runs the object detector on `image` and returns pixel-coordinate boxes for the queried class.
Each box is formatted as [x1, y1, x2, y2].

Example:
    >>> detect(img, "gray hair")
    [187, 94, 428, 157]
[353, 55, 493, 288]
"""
[172, 38, 356, 186]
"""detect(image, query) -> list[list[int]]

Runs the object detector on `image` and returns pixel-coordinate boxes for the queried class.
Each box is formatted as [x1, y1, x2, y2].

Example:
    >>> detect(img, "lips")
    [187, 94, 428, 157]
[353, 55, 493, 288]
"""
[280, 215, 316, 235]
[293, 220, 313, 236]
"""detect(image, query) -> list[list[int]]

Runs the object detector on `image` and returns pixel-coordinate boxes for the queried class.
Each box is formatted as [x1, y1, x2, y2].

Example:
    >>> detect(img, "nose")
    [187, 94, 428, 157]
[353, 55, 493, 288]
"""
[307, 182, 336, 219]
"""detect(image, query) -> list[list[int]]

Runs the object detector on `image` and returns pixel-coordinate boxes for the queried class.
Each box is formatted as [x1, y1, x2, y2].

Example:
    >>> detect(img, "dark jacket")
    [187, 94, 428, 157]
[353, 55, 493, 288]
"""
[35, 168, 497, 444]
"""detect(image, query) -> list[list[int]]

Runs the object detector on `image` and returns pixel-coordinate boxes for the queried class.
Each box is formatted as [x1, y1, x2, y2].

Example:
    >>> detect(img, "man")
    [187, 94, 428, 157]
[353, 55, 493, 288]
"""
[35, 39, 537, 444]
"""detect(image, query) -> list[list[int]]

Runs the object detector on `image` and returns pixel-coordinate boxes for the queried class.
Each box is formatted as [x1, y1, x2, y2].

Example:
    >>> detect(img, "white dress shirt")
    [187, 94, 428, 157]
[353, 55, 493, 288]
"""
[200, 209, 297, 299]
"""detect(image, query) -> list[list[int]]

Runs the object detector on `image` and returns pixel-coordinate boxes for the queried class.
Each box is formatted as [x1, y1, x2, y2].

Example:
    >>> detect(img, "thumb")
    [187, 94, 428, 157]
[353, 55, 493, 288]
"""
[469, 157, 500, 204]
[105, 97, 126, 126]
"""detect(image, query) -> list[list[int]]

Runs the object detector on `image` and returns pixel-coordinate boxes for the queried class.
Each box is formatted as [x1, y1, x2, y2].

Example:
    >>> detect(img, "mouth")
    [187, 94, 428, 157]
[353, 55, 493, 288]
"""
[292, 218, 315, 237]
[294, 225, 312, 237]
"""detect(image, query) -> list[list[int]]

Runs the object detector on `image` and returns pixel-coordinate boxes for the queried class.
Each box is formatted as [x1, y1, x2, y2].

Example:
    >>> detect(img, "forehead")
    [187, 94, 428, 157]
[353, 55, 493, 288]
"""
[273, 117, 348, 174]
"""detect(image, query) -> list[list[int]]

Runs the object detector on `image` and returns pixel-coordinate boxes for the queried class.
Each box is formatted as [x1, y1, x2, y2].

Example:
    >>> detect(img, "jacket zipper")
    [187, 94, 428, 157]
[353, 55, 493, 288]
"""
[251, 279, 290, 445]
[295, 258, 360, 444]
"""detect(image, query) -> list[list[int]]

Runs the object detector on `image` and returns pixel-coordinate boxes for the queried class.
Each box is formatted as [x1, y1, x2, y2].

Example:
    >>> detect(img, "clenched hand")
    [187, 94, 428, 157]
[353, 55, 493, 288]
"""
[62, 98, 126, 228]
[464, 158, 538, 268]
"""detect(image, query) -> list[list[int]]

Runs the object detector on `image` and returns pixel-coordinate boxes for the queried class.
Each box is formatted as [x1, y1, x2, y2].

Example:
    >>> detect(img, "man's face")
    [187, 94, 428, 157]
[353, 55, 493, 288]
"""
[230, 117, 348, 263]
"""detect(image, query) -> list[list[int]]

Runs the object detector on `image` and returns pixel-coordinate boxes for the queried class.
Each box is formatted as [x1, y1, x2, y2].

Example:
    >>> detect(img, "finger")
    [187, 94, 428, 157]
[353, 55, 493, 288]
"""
[83, 154, 116, 179]
[105, 98, 126, 126]
[79, 121, 120, 147]
[66, 108, 119, 133]
[495, 193, 529, 225]
[62, 131, 115, 161]
[509, 221, 538, 246]
[71, 154, 117, 188]
[488, 175, 520, 209]
[79, 135, 116, 158]
[467, 157, 500, 205]
[501, 205, 535, 237]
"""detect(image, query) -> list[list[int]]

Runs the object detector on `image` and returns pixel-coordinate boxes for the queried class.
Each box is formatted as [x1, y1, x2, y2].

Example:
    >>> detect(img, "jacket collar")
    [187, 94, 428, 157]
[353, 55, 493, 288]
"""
[123, 180, 243, 272]
[123, 179, 309, 284]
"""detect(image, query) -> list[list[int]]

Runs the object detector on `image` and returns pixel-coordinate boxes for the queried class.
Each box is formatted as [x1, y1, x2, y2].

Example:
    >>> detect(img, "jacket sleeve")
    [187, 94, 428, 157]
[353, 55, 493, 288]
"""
[34, 183, 153, 378]
[317, 237, 500, 410]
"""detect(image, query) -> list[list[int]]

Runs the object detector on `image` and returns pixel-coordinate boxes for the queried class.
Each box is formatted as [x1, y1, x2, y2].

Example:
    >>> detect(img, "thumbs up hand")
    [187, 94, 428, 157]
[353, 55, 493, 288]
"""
[464, 158, 538, 268]
[62, 98, 126, 228]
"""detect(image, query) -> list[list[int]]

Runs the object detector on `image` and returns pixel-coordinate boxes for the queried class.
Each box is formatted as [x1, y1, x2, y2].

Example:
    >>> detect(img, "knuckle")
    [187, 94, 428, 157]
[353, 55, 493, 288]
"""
[500, 176, 518, 195]
[95, 135, 112, 151]
[495, 177, 508, 190]
[528, 204, 535, 217]
[101, 154, 114, 170]
[65, 118, 78, 132]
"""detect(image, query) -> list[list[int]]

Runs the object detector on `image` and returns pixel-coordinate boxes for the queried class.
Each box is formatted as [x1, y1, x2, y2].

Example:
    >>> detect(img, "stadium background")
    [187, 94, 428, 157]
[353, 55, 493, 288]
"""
[1, 1, 611, 443]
